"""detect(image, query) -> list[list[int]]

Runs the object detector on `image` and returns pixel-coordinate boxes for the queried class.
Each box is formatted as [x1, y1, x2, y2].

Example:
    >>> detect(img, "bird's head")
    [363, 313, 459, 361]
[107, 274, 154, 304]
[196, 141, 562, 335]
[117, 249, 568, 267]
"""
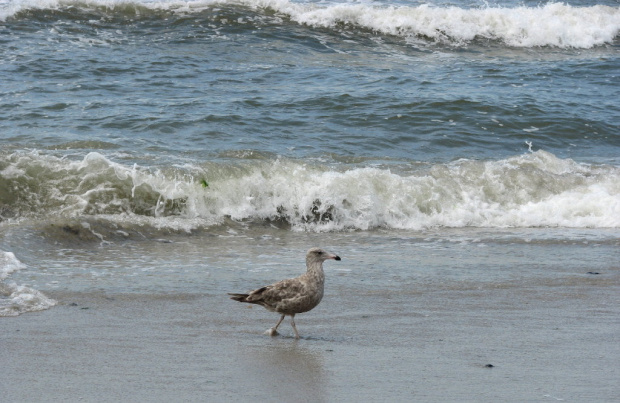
[306, 247, 341, 264]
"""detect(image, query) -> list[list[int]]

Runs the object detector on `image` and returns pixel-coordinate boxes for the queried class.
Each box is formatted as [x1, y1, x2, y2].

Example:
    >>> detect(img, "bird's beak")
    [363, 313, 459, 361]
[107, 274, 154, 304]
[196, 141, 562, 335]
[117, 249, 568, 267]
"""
[331, 254, 341, 261]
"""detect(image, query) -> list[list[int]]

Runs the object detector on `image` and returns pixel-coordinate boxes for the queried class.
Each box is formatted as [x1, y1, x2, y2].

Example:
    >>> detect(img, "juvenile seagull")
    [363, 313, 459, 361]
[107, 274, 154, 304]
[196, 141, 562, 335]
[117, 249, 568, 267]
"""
[228, 247, 341, 339]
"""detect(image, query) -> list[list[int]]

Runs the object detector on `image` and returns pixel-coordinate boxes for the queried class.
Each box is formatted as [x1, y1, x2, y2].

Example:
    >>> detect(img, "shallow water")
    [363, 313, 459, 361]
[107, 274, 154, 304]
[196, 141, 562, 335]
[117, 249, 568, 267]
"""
[3, 224, 618, 301]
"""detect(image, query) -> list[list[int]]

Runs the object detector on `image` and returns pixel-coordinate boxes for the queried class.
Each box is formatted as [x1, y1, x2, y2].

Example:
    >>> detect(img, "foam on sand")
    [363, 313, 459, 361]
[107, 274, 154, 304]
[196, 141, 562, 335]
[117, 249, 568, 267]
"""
[0, 251, 57, 317]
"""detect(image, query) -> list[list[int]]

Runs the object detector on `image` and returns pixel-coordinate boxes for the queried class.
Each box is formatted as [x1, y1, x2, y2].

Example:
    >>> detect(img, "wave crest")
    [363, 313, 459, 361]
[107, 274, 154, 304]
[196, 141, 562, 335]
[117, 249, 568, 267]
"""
[281, 2, 620, 48]
[1, 150, 619, 232]
[2, 0, 618, 48]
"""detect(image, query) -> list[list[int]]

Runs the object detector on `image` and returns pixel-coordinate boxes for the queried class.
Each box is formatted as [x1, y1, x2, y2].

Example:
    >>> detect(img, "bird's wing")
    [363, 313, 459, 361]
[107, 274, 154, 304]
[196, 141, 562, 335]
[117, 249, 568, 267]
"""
[247, 277, 307, 304]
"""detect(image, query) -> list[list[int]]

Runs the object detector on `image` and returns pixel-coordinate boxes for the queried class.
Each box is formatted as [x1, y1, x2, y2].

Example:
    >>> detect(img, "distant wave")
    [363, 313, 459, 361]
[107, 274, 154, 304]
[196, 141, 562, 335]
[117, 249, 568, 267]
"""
[261, 0, 620, 48]
[2, 150, 619, 232]
[1, 0, 619, 48]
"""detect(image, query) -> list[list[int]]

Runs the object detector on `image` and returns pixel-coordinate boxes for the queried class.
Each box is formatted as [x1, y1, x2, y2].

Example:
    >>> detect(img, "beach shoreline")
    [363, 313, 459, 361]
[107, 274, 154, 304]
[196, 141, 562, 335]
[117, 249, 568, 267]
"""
[2, 271, 618, 402]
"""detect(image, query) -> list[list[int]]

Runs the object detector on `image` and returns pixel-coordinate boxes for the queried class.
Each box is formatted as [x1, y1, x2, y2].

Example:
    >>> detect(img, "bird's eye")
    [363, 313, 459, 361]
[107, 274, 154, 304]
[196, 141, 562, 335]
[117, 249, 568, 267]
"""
[317, 251, 323, 254]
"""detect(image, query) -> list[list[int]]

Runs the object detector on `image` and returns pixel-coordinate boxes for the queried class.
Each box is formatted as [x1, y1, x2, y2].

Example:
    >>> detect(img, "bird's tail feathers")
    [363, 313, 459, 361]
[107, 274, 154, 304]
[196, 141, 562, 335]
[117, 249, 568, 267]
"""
[228, 293, 250, 302]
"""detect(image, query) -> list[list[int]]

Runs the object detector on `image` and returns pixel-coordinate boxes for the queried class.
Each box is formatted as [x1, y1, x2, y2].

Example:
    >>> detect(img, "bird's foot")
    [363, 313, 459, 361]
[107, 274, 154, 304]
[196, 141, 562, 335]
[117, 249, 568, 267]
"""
[266, 327, 280, 337]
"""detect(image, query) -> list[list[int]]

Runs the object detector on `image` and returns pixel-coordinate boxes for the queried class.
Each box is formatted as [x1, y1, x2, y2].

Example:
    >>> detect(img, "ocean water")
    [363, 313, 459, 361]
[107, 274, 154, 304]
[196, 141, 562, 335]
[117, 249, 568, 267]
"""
[1, 0, 619, 316]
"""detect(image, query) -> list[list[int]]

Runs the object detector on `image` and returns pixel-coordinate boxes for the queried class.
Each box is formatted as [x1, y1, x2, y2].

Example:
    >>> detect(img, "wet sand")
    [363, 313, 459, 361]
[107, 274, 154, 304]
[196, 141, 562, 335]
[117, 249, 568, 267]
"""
[2, 273, 618, 402]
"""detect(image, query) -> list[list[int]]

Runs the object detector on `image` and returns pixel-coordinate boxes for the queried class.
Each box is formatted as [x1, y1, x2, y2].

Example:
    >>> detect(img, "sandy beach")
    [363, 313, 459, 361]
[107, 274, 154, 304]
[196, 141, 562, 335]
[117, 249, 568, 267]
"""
[2, 269, 618, 402]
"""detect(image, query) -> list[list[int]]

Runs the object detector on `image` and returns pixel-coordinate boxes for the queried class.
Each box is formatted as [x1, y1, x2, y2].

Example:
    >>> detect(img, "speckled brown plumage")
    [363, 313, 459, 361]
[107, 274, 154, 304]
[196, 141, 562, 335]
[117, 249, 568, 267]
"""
[229, 247, 341, 339]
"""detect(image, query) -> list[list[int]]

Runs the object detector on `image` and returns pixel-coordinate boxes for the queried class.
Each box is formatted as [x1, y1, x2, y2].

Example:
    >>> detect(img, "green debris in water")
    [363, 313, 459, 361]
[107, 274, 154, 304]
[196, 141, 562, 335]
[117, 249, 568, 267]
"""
[200, 179, 209, 188]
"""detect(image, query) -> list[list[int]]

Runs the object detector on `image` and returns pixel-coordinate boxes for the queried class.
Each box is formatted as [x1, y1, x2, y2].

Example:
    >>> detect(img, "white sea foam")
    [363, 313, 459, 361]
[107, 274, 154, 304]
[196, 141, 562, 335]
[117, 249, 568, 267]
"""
[2, 150, 619, 232]
[1, 0, 618, 48]
[260, 0, 620, 48]
[0, 251, 25, 281]
[0, 252, 57, 317]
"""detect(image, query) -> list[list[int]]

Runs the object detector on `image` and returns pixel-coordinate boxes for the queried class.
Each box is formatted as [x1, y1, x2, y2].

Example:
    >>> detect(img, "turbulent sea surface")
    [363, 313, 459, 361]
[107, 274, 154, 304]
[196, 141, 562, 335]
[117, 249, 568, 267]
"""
[1, 0, 619, 315]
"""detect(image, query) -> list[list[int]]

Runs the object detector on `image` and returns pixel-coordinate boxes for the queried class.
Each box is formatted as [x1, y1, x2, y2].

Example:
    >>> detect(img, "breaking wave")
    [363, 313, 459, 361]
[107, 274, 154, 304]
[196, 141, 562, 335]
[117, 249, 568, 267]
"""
[1, 0, 618, 48]
[1, 150, 619, 232]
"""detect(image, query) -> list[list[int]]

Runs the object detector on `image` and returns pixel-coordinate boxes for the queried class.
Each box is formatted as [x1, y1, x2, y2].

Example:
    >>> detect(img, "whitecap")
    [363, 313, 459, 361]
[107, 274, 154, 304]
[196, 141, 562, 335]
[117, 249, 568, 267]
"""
[2, 150, 619, 232]
[2, 0, 618, 48]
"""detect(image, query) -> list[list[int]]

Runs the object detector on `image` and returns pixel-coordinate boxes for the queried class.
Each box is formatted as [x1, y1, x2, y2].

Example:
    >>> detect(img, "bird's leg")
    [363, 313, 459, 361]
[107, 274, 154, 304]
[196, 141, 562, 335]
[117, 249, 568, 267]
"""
[290, 314, 300, 339]
[267, 314, 285, 336]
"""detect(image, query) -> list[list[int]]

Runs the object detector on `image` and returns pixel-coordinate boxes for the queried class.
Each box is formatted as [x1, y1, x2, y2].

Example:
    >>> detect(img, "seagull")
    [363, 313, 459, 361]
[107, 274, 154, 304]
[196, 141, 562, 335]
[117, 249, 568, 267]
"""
[228, 247, 341, 339]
